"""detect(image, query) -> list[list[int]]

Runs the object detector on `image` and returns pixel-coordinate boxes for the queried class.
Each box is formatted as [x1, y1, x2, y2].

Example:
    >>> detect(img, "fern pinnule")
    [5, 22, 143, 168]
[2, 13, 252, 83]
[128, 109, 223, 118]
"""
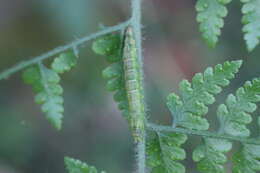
[232, 138, 260, 173]
[241, 0, 260, 52]
[146, 132, 187, 173]
[196, 0, 232, 47]
[193, 138, 232, 173]
[22, 51, 77, 130]
[51, 51, 77, 74]
[92, 34, 121, 57]
[23, 64, 64, 130]
[218, 78, 260, 137]
[65, 157, 106, 173]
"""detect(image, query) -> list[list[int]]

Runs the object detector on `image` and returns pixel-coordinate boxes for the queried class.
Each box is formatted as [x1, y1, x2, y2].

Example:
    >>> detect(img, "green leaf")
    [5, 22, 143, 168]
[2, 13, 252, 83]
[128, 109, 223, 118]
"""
[167, 60, 242, 130]
[105, 77, 123, 91]
[22, 67, 43, 92]
[241, 0, 260, 51]
[218, 78, 260, 137]
[196, 0, 231, 47]
[193, 138, 232, 173]
[22, 64, 64, 130]
[64, 157, 106, 173]
[146, 132, 187, 173]
[193, 76, 260, 173]
[102, 62, 123, 79]
[22, 51, 77, 130]
[92, 34, 129, 120]
[92, 34, 121, 56]
[51, 51, 77, 73]
[232, 142, 260, 173]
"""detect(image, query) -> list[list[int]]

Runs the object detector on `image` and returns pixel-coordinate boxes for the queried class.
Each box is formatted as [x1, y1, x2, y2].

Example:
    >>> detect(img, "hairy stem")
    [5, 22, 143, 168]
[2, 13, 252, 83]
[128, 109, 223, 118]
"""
[0, 20, 130, 80]
[148, 123, 260, 145]
[130, 0, 146, 173]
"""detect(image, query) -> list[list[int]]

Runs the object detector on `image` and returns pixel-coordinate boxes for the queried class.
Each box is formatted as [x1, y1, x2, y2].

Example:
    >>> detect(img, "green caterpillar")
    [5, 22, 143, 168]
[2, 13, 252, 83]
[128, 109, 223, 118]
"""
[92, 27, 145, 142]
[123, 27, 145, 142]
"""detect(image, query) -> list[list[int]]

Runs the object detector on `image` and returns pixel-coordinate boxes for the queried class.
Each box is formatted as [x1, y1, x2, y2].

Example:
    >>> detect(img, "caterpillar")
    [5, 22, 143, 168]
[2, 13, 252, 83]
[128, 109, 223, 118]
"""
[123, 27, 145, 142]
[92, 27, 145, 142]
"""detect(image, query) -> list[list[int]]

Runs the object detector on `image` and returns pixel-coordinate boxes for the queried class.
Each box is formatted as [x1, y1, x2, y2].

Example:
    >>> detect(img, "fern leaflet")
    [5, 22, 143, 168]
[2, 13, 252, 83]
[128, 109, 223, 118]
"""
[51, 51, 77, 73]
[196, 0, 231, 47]
[146, 132, 187, 173]
[92, 34, 121, 57]
[23, 64, 63, 129]
[92, 33, 130, 119]
[241, 0, 260, 51]
[167, 60, 242, 130]
[233, 140, 260, 173]
[193, 78, 260, 173]
[218, 78, 260, 137]
[22, 51, 77, 130]
[193, 138, 232, 173]
[64, 157, 106, 173]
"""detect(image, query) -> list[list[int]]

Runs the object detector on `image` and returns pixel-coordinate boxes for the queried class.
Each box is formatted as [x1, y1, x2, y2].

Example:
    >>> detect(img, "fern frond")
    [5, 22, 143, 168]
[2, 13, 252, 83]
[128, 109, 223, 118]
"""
[165, 60, 241, 173]
[22, 52, 77, 130]
[92, 34, 129, 119]
[241, 0, 260, 51]
[64, 157, 106, 173]
[232, 141, 260, 173]
[167, 60, 242, 130]
[196, 0, 231, 47]
[146, 132, 187, 173]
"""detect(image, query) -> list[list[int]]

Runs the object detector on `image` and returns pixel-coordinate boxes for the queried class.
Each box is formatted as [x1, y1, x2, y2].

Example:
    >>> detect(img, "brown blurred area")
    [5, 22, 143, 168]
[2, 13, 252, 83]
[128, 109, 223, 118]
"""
[0, 0, 260, 173]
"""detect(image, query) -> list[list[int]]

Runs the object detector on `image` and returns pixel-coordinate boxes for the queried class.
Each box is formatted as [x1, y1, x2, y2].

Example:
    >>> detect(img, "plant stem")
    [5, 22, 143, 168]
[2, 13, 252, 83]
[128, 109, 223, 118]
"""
[0, 20, 130, 80]
[130, 0, 146, 173]
[147, 123, 260, 145]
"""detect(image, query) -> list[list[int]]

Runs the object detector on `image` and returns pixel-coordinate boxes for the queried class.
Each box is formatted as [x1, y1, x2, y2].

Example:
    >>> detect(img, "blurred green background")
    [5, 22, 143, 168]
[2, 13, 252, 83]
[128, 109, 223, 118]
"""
[0, 0, 260, 173]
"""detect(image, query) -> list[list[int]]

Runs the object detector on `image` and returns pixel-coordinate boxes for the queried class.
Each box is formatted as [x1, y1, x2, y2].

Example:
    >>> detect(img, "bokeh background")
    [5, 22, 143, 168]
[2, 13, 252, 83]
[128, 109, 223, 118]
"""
[0, 0, 260, 173]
